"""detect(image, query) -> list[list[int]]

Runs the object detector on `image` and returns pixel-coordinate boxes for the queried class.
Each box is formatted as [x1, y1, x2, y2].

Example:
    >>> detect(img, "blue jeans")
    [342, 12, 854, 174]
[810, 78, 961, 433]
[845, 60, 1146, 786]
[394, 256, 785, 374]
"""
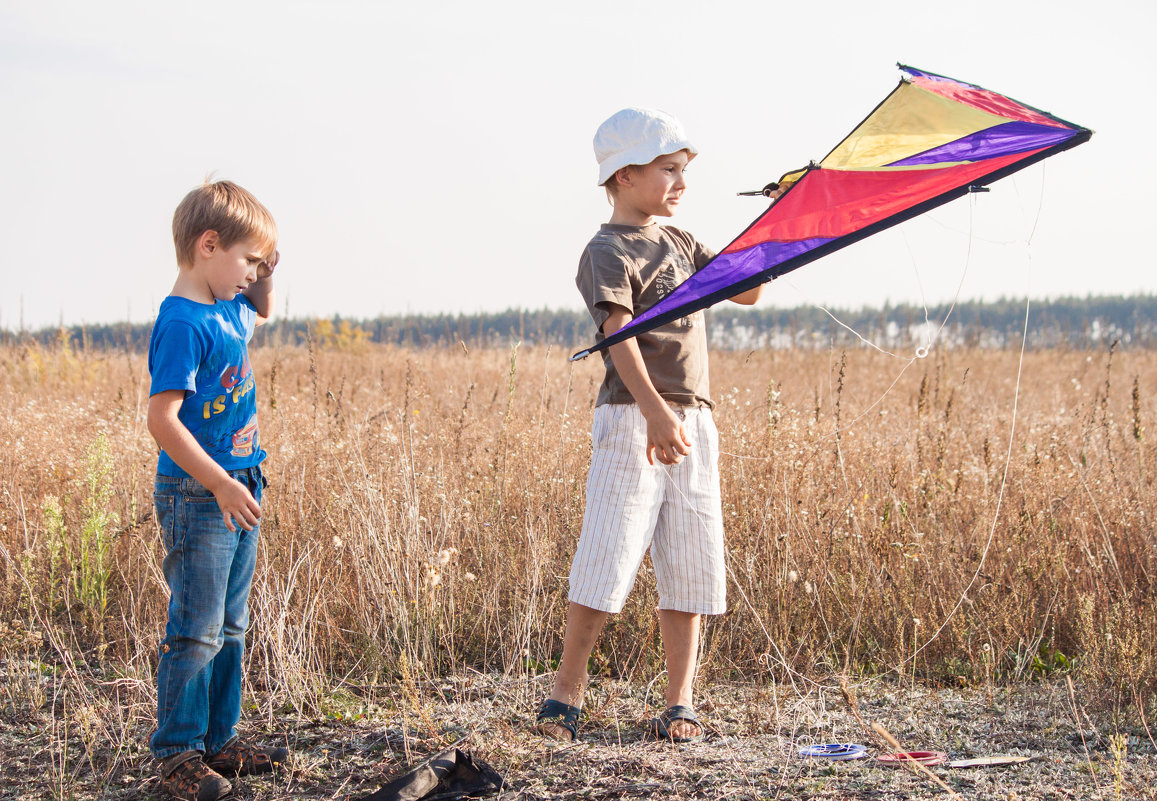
[150, 466, 263, 759]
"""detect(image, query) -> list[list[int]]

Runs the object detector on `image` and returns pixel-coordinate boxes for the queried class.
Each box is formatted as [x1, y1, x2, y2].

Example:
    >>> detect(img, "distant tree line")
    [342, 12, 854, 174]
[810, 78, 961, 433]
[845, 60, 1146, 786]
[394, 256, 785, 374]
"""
[6, 294, 1155, 352]
[705, 295, 1157, 351]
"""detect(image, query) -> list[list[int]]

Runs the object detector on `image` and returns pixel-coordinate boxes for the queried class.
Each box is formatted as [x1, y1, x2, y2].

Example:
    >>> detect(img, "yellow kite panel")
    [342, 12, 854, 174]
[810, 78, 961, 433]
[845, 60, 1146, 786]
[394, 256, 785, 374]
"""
[822, 81, 1008, 170]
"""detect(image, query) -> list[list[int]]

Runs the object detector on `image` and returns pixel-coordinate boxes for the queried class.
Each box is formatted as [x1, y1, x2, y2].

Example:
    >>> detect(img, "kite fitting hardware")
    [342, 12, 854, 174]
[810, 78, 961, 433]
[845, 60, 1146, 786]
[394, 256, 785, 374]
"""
[967, 184, 991, 193]
[737, 181, 781, 198]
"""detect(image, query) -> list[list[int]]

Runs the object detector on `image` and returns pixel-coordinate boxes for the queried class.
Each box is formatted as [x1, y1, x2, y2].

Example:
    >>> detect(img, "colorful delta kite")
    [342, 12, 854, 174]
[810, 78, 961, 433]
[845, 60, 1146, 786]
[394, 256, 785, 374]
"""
[572, 65, 1092, 360]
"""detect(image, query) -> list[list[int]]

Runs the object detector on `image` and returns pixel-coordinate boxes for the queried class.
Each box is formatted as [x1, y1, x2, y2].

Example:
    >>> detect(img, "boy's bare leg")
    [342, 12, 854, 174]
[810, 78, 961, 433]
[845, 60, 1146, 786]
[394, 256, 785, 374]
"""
[541, 602, 609, 739]
[658, 609, 702, 739]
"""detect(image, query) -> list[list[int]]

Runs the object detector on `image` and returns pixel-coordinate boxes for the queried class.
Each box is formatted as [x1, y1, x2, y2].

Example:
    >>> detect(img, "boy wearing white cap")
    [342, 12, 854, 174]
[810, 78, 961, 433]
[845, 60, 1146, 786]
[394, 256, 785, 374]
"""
[536, 108, 763, 743]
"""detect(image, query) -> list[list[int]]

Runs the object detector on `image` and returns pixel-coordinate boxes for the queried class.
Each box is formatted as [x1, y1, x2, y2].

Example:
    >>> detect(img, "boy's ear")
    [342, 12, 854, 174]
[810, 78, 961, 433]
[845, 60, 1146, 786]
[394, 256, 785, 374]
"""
[196, 230, 220, 258]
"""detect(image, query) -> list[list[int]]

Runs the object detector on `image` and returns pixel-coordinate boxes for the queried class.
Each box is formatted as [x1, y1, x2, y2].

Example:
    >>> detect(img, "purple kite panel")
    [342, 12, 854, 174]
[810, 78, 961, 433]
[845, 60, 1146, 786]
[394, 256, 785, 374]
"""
[618, 237, 833, 333]
[888, 122, 1079, 167]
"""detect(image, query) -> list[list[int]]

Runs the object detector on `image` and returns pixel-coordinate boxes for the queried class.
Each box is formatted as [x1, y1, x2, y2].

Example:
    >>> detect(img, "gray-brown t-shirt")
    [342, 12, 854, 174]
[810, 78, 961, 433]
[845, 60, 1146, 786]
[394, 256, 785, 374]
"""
[576, 223, 716, 409]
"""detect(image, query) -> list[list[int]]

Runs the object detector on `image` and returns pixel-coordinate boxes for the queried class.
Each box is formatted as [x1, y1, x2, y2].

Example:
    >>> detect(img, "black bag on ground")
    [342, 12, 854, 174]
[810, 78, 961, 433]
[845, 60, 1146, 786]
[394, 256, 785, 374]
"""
[357, 747, 504, 801]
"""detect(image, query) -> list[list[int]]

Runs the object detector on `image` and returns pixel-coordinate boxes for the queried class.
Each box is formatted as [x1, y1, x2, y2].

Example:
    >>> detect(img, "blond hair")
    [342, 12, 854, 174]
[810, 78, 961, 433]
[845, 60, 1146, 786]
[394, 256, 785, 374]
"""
[172, 180, 278, 267]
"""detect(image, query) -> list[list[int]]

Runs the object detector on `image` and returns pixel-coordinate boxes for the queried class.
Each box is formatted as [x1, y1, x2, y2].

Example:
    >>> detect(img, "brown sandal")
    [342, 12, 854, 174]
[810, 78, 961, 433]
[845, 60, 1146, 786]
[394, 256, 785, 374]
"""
[206, 738, 290, 777]
[159, 752, 232, 801]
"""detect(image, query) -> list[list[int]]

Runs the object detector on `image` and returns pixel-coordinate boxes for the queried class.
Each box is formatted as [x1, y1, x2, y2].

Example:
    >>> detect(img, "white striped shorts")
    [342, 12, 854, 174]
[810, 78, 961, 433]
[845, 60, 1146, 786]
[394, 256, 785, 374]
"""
[568, 403, 727, 615]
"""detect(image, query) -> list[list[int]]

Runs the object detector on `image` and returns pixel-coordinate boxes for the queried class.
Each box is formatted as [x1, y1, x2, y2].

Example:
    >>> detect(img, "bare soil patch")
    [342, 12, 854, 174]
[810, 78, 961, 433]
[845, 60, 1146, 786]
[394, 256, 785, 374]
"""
[3, 666, 1153, 801]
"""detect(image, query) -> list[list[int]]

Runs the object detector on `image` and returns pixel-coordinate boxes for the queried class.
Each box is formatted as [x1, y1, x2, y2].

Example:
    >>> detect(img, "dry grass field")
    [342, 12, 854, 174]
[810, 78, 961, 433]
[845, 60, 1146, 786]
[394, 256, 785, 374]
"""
[1, 336, 1154, 799]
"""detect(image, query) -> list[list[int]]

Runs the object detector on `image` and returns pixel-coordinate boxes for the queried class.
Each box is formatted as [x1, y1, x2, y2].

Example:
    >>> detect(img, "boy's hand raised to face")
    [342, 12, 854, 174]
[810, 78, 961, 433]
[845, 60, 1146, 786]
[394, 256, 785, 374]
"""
[257, 249, 279, 281]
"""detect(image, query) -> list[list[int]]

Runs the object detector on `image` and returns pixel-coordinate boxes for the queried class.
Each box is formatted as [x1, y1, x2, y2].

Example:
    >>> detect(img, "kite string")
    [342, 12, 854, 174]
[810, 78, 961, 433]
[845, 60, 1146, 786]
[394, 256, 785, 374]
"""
[813, 304, 903, 357]
[714, 172, 1043, 684]
[1027, 160, 1047, 242]
[657, 454, 872, 695]
[919, 192, 978, 353]
[907, 291, 1030, 666]
[906, 166, 1044, 666]
[760, 190, 984, 446]
[708, 292, 1031, 687]
[780, 184, 985, 370]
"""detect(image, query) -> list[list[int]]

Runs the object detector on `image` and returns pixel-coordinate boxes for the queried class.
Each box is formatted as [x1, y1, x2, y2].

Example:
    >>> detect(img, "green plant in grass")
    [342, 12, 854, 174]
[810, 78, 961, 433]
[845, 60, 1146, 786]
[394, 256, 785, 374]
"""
[41, 495, 67, 613]
[73, 433, 118, 628]
[1031, 642, 1072, 678]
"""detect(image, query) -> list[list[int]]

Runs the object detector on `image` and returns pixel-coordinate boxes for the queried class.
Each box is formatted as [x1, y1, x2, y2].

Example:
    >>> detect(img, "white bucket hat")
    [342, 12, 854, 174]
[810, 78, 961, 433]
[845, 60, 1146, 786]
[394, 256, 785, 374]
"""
[593, 107, 697, 186]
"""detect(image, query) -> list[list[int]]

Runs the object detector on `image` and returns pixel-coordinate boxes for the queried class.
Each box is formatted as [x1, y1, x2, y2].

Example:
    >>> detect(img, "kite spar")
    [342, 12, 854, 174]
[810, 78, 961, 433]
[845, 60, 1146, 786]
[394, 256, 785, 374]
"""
[571, 64, 1092, 361]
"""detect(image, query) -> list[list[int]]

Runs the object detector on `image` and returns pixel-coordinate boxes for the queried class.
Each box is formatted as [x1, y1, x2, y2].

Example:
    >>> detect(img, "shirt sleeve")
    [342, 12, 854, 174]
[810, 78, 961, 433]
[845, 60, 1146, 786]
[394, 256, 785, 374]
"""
[577, 242, 635, 331]
[148, 320, 203, 397]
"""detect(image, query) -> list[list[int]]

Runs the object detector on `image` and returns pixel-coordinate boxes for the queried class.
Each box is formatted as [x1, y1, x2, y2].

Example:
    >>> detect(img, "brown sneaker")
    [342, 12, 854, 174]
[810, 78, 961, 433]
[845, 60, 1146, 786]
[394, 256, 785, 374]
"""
[206, 737, 290, 777]
[159, 752, 232, 801]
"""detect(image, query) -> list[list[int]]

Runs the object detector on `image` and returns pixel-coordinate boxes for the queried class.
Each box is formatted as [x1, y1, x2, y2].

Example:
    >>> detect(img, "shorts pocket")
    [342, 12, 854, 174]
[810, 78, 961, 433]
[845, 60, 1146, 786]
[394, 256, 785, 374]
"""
[704, 411, 719, 451]
[592, 405, 628, 450]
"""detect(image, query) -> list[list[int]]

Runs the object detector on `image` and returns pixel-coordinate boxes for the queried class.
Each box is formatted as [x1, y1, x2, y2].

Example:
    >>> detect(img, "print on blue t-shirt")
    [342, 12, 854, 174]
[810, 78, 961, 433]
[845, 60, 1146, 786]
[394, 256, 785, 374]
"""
[147, 296, 267, 478]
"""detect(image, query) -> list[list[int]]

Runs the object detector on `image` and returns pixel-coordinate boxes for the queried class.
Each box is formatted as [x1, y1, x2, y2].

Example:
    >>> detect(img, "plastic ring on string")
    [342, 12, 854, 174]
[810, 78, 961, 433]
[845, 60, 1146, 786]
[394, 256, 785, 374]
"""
[915, 345, 930, 358]
[877, 750, 948, 766]
[798, 743, 868, 760]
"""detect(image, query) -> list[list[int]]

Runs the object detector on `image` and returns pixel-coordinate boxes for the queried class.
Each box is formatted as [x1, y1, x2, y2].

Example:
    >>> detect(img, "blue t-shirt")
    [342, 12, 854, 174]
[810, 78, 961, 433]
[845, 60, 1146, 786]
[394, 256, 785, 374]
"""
[148, 295, 266, 478]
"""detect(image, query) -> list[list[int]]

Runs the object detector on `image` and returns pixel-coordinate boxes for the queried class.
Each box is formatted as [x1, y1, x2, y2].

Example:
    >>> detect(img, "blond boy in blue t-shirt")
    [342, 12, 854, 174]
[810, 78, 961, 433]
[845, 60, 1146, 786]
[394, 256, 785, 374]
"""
[147, 180, 286, 801]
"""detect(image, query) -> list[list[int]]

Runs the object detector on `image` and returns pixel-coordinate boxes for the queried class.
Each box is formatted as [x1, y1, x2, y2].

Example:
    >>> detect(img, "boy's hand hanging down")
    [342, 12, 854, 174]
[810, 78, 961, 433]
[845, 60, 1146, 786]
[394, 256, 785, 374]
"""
[148, 389, 263, 533]
[601, 304, 692, 466]
[644, 404, 691, 465]
[210, 476, 261, 533]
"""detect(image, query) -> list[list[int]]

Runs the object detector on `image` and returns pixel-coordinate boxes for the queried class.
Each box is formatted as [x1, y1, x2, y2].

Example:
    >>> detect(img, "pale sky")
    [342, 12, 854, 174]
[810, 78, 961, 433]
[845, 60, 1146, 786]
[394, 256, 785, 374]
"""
[1, 0, 1152, 331]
